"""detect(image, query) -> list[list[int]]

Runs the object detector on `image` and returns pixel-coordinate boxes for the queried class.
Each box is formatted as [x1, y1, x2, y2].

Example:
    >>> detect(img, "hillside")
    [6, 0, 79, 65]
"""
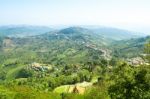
[0, 27, 112, 80]
[0, 27, 149, 78]
[0, 26, 149, 99]
[0, 25, 52, 37]
[89, 27, 144, 40]
[111, 36, 150, 58]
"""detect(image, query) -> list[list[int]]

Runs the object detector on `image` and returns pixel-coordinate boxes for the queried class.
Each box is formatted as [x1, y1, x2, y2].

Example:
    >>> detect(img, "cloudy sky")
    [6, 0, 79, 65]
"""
[0, 0, 150, 33]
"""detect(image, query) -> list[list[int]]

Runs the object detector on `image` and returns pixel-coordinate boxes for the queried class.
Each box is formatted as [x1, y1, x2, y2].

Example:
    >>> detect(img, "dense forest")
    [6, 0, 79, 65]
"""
[0, 26, 150, 99]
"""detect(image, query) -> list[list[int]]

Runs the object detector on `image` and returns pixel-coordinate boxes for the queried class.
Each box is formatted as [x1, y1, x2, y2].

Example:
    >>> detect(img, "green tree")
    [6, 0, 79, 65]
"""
[16, 68, 33, 78]
[144, 42, 150, 62]
[108, 42, 150, 99]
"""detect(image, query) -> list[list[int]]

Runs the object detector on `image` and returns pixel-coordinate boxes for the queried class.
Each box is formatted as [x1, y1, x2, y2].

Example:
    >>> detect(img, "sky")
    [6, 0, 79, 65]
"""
[0, 0, 150, 33]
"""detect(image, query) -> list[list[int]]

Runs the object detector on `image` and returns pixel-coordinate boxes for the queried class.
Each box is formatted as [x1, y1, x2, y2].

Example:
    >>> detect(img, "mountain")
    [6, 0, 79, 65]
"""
[0, 25, 53, 37]
[0, 27, 111, 69]
[0, 25, 146, 40]
[0, 26, 148, 66]
[111, 36, 150, 58]
[87, 26, 145, 40]
[0, 27, 113, 81]
[57, 27, 113, 45]
[0, 26, 149, 81]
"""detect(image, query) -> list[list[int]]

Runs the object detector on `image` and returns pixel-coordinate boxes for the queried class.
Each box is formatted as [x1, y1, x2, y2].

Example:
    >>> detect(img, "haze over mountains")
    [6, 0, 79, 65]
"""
[0, 25, 53, 37]
[0, 25, 147, 39]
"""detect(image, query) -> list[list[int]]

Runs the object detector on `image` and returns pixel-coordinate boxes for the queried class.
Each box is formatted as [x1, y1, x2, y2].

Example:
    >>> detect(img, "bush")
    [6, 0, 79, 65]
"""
[16, 68, 33, 78]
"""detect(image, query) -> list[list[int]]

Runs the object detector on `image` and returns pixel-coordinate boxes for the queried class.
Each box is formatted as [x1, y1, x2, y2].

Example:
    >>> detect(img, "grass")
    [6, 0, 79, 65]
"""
[53, 85, 70, 93]
[6, 64, 25, 80]
[0, 85, 62, 99]
[91, 76, 99, 83]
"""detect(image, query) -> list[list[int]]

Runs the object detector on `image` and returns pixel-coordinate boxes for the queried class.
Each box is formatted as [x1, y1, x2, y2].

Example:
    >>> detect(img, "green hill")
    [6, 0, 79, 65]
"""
[111, 36, 150, 58]
[0, 26, 149, 99]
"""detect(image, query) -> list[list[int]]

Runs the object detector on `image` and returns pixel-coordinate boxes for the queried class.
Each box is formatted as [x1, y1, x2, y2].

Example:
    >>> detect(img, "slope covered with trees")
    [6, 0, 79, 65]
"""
[0, 26, 149, 99]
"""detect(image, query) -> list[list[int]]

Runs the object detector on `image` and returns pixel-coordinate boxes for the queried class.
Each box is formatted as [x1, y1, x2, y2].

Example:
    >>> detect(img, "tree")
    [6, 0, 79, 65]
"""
[0, 71, 6, 80]
[16, 69, 33, 78]
[108, 42, 150, 99]
[144, 42, 150, 62]
[77, 69, 91, 82]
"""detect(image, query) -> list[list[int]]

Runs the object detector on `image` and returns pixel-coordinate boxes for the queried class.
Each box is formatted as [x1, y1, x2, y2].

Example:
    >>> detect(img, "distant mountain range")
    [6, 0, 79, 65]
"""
[0, 25, 52, 37]
[0, 26, 149, 60]
[0, 25, 147, 40]
[90, 27, 145, 40]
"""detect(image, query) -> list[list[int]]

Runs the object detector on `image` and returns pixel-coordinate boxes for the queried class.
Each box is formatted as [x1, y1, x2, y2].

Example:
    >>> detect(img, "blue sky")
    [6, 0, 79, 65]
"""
[0, 0, 150, 33]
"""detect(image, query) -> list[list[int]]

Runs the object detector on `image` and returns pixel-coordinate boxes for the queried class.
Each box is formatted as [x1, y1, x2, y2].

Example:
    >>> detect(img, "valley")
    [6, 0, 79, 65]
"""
[0, 26, 150, 99]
